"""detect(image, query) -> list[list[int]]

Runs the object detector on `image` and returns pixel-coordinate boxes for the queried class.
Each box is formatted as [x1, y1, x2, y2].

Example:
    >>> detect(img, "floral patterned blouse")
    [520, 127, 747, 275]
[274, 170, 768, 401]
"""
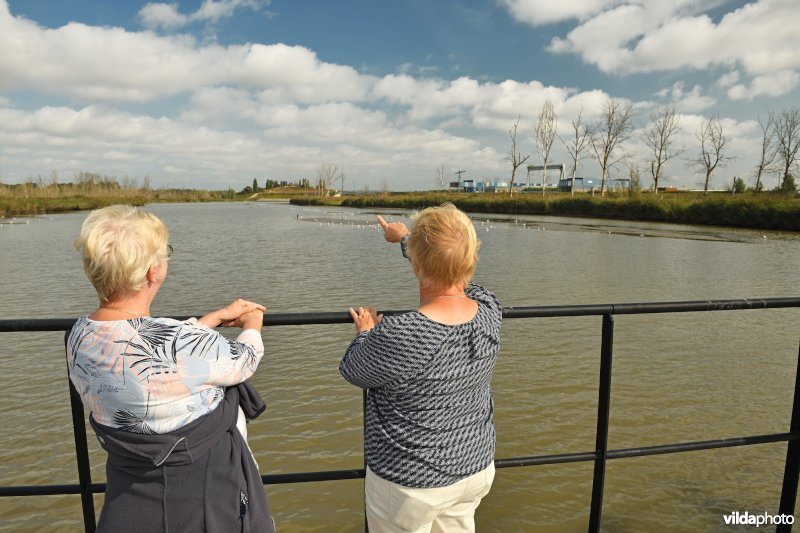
[66, 316, 264, 434]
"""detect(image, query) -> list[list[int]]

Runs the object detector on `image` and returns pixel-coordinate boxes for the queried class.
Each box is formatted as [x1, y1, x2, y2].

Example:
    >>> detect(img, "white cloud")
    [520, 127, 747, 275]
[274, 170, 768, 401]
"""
[500, 0, 622, 26]
[717, 70, 740, 89]
[728, 70, 800, 100]
[139, 3, 188, 30]
[527, 0, 800, 100]
[657, 82, 717, 113]
[0, 7, 368, 103]
[139, 0, 270, 31]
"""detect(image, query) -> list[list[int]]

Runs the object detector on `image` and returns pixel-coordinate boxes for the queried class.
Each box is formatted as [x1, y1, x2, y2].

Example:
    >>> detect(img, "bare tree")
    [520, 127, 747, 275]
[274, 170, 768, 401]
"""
[434, 163, 448, 190]
[693, 114, 734, 195]
[642, 106, 683, 193]
[754, 112, 777, 193]
[507, 115, 530, 195]
[559, 109, 593, 195]
[590, 97, 634, 196]
[317, 163, 339, 196]
[774, 107, 800, 190]
[534, 100, 558, 195]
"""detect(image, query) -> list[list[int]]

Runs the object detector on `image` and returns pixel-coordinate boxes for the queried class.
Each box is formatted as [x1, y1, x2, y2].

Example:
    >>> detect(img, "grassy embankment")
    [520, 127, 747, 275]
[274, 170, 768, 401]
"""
[291, 191, 800, 232]
[0, 176, 316, 217]
[0, 180, 297, 217]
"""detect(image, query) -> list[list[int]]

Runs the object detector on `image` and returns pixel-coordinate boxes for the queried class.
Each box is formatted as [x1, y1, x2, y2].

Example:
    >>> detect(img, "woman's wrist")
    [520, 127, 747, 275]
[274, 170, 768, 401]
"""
[242, 312, 264, 331]
[198, 311, 222, 328]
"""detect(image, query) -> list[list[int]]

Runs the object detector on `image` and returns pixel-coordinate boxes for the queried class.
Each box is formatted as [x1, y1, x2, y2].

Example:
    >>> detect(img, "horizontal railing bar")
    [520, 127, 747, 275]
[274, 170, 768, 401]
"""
[496, 452, 598, 467]
[606, 432, 798, 459]
[0, 483, 105, 497]
[4, 432, 794, 497]
[0, 484, 84, 497]
[2, 296, 799, 332]
[506, 297, 800, 318]
[263, 468, 365, 484]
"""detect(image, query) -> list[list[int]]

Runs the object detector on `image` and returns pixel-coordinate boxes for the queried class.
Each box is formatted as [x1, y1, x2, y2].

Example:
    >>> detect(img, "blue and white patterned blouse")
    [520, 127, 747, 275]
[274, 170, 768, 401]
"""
[67, 316, 263, 435]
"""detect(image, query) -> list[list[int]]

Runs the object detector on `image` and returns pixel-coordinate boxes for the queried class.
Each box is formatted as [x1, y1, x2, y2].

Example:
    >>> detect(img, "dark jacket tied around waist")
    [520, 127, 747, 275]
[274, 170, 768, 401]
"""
[90, 382, 274, 533]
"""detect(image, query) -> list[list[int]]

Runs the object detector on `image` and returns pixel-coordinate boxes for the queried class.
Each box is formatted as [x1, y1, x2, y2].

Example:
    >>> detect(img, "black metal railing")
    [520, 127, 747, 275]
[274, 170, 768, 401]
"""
[1, 296, 800, 532]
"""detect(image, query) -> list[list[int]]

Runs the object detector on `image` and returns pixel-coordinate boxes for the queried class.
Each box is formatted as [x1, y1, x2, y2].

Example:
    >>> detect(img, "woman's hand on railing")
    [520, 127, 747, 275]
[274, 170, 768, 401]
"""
[348, 306, 383, 333]
[200, 299, 266, 329]
[220, 308, 264, 331]
[377, 215, 408, 243]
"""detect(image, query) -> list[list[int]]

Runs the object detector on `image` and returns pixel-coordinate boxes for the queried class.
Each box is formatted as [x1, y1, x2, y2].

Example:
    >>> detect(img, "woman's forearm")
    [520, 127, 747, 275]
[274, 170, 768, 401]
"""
[198, 311, 222, 328]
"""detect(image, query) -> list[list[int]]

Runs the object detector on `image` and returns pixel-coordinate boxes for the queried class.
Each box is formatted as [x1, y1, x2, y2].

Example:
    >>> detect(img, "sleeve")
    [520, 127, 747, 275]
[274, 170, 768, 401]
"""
[400, 234, 411, 260]
[466, 283, 502, 319]
[339, 316, 439, 389]
[176, 318, 265, 387]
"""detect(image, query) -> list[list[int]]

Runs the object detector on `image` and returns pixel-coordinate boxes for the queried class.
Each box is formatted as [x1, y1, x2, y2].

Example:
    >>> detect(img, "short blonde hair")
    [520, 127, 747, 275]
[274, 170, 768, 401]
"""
[75, 205, 169, 302]
[407, 203, 479, 289]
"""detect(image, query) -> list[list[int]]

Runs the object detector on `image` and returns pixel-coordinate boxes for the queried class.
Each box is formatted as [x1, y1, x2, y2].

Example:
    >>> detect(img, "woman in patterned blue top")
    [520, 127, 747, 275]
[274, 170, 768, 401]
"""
[340, 203, 502, 533]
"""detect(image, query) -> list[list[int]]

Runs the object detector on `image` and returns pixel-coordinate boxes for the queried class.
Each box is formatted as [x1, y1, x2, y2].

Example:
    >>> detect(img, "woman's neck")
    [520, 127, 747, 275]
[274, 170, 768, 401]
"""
[418, 284, 467, 306]
[417, 283, 477, 325]
[96, 292, 153, 318]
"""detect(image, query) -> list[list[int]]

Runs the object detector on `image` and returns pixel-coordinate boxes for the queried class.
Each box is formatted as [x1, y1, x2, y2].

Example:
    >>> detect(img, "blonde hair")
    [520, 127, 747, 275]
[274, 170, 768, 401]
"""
[75, 205, 169, 302]
[407, 203, 480, 289]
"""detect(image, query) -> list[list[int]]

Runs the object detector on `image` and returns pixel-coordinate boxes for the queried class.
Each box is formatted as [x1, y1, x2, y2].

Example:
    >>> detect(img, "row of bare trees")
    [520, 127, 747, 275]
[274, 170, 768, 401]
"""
[501, 99, 800, 196]
[508, 98, 636, 196]
[755, 109, 800, 193]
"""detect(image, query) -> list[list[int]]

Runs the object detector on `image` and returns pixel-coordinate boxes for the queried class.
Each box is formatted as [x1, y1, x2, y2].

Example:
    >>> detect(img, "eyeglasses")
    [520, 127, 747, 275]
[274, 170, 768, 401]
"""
[166, 244, 174, 258]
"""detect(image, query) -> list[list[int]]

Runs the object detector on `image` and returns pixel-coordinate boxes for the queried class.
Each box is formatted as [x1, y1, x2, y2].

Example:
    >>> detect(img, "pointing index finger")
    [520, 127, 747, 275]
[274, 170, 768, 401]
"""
[376, 215, 389, 229]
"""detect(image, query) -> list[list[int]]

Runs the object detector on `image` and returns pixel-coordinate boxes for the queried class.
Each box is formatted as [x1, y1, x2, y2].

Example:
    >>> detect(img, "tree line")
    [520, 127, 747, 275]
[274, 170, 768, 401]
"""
[244, 165, 350, 196]
[438, 100, 800, 197]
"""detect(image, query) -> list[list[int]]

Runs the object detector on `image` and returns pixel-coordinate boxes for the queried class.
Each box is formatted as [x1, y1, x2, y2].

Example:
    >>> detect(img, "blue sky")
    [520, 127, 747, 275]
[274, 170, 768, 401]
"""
[1, 0, 798, 191]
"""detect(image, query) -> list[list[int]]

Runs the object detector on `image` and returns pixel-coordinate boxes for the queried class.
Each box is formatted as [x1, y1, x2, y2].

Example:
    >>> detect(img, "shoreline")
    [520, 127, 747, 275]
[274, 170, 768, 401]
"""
[2, 190, 798, 233]
[290, 192, 800, 233]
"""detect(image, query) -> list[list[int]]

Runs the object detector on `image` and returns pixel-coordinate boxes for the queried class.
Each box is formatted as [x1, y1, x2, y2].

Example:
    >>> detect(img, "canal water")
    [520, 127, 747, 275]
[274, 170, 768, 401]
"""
[0, 201, 799, 532]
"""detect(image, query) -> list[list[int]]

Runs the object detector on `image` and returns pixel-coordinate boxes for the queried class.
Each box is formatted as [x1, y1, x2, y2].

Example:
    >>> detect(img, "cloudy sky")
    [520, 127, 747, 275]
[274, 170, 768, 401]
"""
[1, 0, 798, 191]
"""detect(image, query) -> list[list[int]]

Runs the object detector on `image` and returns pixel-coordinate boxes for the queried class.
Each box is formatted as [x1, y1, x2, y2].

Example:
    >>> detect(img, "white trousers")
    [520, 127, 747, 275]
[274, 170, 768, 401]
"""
[365, 463, 495, 533]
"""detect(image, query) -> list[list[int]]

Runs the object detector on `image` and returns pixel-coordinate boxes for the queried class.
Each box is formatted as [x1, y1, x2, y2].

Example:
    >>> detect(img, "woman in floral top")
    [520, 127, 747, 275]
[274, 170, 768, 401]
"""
[67, 204, 273, 532]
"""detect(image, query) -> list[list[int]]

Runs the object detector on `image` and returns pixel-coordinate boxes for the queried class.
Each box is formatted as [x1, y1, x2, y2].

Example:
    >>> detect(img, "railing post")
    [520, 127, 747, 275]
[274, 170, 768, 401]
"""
[364, 388, 369, 533]
[589, 314, 614, 532]
[777, 340, 800, 533]
[64, 330, 96, 533]
[68, 378, 97, 533]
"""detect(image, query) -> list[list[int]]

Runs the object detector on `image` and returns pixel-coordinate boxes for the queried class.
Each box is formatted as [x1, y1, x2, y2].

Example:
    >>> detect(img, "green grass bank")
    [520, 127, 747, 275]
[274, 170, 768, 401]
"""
[0, 182, 257, 217]
[291, 192, 800, 232]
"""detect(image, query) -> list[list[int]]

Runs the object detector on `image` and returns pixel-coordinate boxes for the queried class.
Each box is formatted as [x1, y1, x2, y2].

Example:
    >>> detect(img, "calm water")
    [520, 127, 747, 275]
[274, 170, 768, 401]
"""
[1, 202, 799, 532]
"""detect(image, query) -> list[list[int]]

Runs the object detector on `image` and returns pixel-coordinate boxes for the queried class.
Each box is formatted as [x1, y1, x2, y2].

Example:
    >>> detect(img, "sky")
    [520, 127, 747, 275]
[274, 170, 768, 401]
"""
[1, 0, 798, 191]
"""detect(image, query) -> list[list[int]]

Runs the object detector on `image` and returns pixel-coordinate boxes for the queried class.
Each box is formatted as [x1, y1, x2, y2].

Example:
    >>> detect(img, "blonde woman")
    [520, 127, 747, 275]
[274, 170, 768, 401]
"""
[67, 204, 274, 532]
[340, 203, 502, 533]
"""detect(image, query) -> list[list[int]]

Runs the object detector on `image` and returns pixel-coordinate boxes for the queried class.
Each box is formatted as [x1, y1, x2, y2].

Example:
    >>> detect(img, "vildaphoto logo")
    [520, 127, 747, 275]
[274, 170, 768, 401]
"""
[723, 511, 794, 527]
